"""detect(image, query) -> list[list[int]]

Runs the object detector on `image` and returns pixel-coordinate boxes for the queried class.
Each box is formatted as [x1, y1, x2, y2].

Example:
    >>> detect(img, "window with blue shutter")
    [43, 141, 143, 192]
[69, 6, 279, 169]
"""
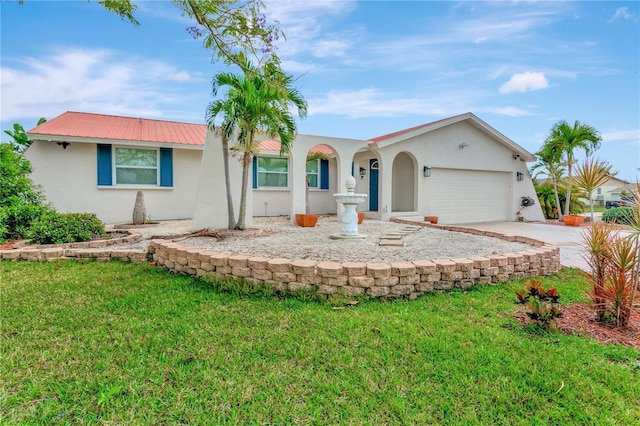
[320, 159, 329, 189]
[97, 145, 173, 187]
[159, 148, 173, 187]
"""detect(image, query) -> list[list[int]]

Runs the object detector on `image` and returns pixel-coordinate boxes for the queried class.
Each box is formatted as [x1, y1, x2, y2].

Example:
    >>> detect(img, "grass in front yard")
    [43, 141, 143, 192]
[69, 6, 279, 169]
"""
[1, 261, 638, 424]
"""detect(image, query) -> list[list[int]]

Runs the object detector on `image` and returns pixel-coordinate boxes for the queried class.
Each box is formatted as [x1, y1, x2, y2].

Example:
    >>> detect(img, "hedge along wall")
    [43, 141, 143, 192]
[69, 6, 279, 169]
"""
[149, 234, 561, 300]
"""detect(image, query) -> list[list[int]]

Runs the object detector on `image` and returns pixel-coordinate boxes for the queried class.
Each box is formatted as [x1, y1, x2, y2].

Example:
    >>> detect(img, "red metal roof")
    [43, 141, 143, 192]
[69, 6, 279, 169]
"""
[28, 111, 207, 146]
[258, 140, 334, 155]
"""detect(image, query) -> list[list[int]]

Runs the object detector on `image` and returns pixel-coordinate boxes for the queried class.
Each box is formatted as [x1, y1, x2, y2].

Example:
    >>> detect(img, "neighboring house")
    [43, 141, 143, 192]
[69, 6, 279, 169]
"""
[592, 176, 635, 205]
[27, 111, 544, 227]
[537, 175, 636, 206]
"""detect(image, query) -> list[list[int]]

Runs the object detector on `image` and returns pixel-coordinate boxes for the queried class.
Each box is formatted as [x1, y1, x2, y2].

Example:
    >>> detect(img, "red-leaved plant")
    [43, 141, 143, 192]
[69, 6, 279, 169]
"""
[582, 220, 639, 328]
[516, 280, 562, 330]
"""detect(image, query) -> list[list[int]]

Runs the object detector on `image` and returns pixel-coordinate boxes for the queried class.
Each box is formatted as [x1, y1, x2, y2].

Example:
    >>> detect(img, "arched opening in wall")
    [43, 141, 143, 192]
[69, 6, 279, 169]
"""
[304, 144, 338, 215]
[392, 152, 416, 212]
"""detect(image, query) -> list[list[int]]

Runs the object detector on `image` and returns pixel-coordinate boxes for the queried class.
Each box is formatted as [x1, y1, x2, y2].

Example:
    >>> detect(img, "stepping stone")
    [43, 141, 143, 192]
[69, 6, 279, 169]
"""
[401, 227, 421, 231]
[379, 240, 404, 247]
[380, 235, 403, 240]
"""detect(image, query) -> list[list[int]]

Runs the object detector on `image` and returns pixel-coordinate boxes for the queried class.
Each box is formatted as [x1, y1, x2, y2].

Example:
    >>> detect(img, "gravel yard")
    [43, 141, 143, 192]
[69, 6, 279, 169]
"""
[113, 216, 531, 263]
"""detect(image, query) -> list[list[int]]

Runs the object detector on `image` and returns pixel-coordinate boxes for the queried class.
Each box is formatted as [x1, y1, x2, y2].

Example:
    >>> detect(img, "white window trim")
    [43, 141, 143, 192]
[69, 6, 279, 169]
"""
[257, 156, 289, 189]
[112, 146, 160, 187]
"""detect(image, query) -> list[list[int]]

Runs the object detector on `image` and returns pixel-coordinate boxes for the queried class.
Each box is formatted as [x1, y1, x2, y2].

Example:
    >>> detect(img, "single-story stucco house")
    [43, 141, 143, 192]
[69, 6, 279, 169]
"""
[26, 111, 544, 228]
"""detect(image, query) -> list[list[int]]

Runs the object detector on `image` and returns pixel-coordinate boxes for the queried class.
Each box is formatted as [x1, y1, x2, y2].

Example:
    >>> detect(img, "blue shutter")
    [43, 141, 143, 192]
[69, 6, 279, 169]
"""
[252, 157, 258, 188]
[97, 144, 112, 186]
[351, 161, 354, 178]
[320, 159, 329, 189]
[159, 148, 173, 187]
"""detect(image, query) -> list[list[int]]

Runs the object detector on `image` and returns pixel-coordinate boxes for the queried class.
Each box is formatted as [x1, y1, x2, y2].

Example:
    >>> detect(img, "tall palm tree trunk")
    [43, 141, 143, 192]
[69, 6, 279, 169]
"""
[564, 157, 574, 218]
[237, 150, 252, 230]
[221, 134, 237, 229]
[552, 179, 563, 220]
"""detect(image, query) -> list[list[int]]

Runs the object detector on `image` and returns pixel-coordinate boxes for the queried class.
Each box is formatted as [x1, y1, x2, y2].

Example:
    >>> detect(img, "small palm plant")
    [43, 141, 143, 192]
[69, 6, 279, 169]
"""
[571, 158, 614, 223]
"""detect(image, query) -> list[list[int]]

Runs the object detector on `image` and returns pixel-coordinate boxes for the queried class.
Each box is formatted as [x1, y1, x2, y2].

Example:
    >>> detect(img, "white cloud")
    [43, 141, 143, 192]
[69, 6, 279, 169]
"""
[608, 7, 638, 23]
[0, 47, 203, 123]
[265, 1, 359, 60]
[483, 106, 533, 117]
[601, 129, 640, 143]
[499, 71, 549, 94]
[307, 87, 528, 119]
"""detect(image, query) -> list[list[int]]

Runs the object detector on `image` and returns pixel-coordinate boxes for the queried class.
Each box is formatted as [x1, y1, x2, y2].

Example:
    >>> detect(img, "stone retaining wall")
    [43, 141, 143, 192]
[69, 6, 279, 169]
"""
[1, 221, 562, 299]
[148, 231, 561, 299]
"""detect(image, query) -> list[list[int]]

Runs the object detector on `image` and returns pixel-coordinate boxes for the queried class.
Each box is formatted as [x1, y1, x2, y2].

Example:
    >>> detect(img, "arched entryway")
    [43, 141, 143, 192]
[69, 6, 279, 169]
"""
[392, 152, 416, 212]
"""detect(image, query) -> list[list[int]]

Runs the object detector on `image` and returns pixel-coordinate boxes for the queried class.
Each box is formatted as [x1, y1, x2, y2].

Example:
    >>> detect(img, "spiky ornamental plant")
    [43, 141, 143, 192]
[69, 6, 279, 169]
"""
[624, 181, 640, 317]
[571, 158, 615, 223]
[582, 219, 639, 327]
[581, 221, 619, 322]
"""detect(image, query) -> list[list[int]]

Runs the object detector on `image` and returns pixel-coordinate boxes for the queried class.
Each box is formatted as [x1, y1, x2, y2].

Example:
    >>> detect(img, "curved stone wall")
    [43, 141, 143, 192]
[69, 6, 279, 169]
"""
[1, 220, 561, 299]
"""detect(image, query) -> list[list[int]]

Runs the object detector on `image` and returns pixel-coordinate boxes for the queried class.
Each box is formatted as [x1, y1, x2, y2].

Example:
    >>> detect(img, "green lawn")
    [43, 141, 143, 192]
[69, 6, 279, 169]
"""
[2, 261, 638, 424]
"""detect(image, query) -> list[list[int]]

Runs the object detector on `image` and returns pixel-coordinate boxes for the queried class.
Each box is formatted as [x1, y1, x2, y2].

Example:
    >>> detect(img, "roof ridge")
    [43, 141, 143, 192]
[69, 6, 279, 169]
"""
[63, 111, 207, 127]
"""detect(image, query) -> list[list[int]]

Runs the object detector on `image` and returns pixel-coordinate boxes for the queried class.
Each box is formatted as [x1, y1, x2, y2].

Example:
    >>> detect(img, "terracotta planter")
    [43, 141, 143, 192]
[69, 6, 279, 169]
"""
[295, 214, 318, 227]
[563, 214, 585, 227]
[424, 216, 438, 224]
[357, 212, 365, 224]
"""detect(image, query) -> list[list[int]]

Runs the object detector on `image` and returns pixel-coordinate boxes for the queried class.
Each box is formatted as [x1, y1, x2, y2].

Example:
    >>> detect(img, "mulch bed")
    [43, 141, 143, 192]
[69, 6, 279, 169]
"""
[514, 304, 640, 349]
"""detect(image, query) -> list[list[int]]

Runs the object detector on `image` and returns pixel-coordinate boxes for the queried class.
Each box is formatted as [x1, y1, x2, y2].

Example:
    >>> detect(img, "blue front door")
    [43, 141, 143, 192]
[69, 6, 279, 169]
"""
[369, 159, 379, 211]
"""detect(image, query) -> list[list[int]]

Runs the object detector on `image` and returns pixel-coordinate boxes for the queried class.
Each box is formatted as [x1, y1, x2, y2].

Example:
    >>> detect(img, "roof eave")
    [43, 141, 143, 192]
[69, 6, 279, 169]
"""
[27, 133, 204, 150]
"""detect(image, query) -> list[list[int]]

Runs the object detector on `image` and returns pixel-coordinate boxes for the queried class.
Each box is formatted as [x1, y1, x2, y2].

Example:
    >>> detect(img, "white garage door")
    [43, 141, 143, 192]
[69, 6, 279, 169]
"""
[427, 169, 511, 224]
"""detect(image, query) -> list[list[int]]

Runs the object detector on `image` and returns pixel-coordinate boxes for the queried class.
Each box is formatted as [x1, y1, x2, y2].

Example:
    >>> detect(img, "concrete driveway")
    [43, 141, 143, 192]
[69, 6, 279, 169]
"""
[456, 219, 631, 272]
[455, 221, 591, 271]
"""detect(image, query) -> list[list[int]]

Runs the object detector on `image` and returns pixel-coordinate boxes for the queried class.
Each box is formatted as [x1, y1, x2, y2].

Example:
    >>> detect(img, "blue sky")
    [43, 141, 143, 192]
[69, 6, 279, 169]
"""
[2, 1, 639, 181]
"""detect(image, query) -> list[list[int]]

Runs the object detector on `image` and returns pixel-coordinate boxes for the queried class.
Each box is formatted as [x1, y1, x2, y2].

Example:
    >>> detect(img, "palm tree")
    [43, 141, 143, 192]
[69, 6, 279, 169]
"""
[530, 146, 566, 220]
[571, 158, 615, 223]
[542, 120, 602, 220]
[207, 57, 307, 229]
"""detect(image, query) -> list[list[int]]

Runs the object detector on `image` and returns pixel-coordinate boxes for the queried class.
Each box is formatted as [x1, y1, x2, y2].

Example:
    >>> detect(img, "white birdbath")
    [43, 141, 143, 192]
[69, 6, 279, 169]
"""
[331, 176, 368, 239]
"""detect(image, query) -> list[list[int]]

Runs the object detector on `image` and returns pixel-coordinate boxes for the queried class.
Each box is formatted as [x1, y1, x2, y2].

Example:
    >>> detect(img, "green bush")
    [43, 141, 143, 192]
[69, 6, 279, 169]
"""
[28, 212, 106, 245]
[601, 207, 634, 226]
[0, 143, 50, 242]
[0, 202, 52, 241]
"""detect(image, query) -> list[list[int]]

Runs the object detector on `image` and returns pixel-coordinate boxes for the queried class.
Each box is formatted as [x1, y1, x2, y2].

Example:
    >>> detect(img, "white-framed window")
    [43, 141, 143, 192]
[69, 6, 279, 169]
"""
[114, 147, 158, 185]
[97, 144, 173, 187]
[306, 159, 319, 188]
[257, 156, 288, 188]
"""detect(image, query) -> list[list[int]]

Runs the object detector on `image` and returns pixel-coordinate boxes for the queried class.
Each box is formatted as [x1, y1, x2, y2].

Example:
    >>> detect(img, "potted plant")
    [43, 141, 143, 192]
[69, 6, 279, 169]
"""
[563, 214, 585, 226]
[424, 216, 438, 224]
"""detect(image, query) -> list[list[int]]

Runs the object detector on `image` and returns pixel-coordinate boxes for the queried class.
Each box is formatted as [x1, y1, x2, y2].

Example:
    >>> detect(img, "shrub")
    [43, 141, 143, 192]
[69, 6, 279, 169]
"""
[0, 143, 50, 242]
[515, 280, 562, 330]
[28, 212, 106, 245]
[0, 202, 52, 241]
[601, 207, 634, 226]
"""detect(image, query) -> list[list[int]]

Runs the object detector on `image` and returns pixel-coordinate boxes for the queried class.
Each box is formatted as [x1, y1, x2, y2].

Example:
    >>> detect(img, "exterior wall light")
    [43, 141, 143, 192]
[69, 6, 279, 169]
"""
[359, 167, 366, 180]
[512, 154, 520, 160]
[516, 171, 524, 181]
[57, 141, 71, 149]
[423, 166, 431, 177]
